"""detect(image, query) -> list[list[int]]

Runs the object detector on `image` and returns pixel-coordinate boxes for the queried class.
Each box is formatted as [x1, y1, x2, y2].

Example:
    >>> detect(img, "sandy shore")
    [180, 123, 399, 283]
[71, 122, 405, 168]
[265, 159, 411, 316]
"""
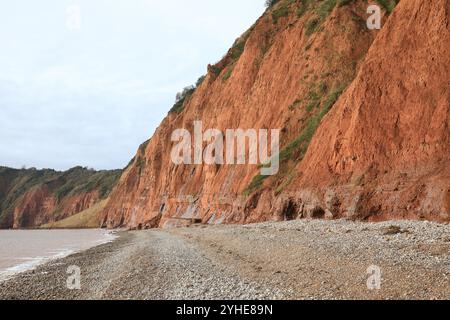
[0, 220, 448, 300]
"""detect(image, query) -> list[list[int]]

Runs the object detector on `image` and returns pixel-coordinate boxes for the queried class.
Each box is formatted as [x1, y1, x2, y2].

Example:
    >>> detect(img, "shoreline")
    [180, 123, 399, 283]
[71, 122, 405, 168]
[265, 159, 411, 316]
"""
[0, 219, 448, 300]
[0, 229, 118, 284]
[6, 216, 449, 232]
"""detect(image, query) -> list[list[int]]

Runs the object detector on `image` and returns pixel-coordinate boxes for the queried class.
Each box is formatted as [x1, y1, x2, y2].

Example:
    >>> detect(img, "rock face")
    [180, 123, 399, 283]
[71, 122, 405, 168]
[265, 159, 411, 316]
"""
[0, 166, 121, 229]
[102, 0, 450, 229]
[12, 187, 100, 229]
[289, 0, 450, 222]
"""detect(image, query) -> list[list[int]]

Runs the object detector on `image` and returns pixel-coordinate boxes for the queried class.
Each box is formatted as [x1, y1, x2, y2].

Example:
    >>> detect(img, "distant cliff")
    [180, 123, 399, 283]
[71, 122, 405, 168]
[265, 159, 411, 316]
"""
[0, 166, 121, 229]
[101, 0, 449, 229]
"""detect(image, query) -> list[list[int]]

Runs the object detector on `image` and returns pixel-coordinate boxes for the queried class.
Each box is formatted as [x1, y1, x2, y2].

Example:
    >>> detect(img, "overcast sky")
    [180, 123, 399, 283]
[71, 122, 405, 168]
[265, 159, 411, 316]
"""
[0, 0, 265, 171]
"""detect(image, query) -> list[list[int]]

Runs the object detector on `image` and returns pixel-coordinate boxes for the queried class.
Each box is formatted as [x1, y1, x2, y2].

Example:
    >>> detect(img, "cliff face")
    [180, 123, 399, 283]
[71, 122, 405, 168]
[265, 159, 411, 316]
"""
[288, 0, 450, 222]
[0, 166, 121, 229]
[102, 0, 450, 229]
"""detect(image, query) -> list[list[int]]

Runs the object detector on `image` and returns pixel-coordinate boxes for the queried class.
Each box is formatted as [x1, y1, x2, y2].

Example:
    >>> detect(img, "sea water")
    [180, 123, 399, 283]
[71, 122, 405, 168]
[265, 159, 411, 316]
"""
[0, 229, 116, 282]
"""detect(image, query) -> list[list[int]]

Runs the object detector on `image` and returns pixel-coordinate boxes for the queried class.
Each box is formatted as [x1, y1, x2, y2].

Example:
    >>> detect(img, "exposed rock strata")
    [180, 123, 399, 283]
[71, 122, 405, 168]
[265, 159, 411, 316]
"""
[102, 0, 449, 229]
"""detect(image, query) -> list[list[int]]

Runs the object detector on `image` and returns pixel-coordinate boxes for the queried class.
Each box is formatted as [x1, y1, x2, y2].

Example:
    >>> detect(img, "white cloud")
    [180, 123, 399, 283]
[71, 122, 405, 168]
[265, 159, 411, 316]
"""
[0, 0, 265, 170]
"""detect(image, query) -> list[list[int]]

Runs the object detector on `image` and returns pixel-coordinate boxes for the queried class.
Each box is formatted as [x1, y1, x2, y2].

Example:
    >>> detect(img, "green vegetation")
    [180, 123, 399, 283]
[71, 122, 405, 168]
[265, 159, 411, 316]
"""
[41, 199, 107, 229]
[196, 75, 206, 87]
[279, 86, 344, 162]
[279, 126, 312, 163]
[205, 31, 250, 85]
[139, 139, 150, 153]
[244, 173, 269, 196]
[54, 167, 122, 201]
[376, 0, 398, 13]
[222, 66, 235, 81]
[266, 0, 297, 24]
[169, 85, 196, 114]
[0, 166, 122, 228]
[244, 83, 347, 196]
[133, 139, 150, 175]
[305, 17, 320, 35]
[169, 97, 186, 114]
[209, 65, 224, 78]
[231, 41, 246, 61]
[169, 71, 213, 114]
[296, 1, 308, 18]
[302, 0, 341, 36]
[289, 80, 330, 112]
[338, 0, 355, 7]
[319, 81, 328, 94]
[272, 4, 290, 23]
[215, 34, 251, 83]
[306, 101, 319, 112]
[316, 0, 337, 20]
[265, 0, 281, 8]
[125, 139, 150, 171]
[307, 88, 320, 101]
[269, 0, 353, 35]
[0, 167, 58, 226]
[322, 86, 344, 112]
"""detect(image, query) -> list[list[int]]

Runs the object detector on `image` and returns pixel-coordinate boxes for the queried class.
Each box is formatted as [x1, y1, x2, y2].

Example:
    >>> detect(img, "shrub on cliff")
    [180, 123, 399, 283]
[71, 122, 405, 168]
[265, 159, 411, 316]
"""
[196, 75, 206, 87]
[170, 85, 196, 114]
[265, 0, 280, 8]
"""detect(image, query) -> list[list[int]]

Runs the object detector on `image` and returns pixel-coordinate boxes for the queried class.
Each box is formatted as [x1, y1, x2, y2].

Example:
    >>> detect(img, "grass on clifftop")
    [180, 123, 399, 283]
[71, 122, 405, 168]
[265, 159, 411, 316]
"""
[54, 167, 122, 202]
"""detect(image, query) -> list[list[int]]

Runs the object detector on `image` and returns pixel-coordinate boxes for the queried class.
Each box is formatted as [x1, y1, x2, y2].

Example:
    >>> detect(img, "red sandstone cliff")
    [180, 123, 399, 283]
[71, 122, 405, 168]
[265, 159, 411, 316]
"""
[102, 0, 450, 229]
[12, 187, 101, 229]
[0, 166, 121, 229]
[289, 0, 450, 222]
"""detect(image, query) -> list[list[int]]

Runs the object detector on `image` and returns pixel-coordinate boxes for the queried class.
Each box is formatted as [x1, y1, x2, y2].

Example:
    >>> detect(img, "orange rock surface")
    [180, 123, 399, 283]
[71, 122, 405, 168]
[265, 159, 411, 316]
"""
[102, 0, 450, 229]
